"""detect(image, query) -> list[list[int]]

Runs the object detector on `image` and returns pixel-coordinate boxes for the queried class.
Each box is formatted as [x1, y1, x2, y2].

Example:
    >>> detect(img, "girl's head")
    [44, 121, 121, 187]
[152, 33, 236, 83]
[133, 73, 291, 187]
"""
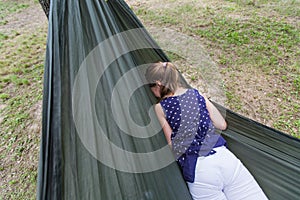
[145, 61, 179, 99]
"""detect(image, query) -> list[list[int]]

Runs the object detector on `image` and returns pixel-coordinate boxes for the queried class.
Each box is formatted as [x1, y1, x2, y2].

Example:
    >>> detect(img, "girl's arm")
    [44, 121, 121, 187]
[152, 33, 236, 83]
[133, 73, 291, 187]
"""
[204, 97, 227, 130]
[154, 103, 172, 145]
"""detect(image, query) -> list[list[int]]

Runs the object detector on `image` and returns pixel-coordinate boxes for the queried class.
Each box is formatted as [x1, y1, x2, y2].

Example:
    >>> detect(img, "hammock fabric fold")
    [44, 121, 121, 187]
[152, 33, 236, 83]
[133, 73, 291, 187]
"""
[215, 104, 300, 200]
[37, 0, 300, 199]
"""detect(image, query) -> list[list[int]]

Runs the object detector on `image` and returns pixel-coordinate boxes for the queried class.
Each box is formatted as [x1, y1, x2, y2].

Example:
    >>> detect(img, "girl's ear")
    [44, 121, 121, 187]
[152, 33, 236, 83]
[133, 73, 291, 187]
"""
[156, 80, 162, 87]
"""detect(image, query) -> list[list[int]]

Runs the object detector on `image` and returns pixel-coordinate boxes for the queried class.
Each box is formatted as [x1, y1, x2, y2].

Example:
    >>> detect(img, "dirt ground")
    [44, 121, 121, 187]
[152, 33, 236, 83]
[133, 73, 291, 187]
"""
[0, 2, 47, 198]
[0, 2, 47, 34]
[125, 0, 300, 134]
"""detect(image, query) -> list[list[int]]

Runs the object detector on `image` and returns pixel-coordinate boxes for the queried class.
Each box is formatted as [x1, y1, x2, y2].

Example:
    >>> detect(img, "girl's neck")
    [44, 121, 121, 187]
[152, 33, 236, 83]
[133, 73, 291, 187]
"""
[162, 87, 187, 99]
[174, 87, 188, 96]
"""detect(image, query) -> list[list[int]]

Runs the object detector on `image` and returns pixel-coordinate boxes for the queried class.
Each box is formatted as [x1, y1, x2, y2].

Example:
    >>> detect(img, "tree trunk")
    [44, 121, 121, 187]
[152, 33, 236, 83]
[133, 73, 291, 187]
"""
[39, 0, 50, 18]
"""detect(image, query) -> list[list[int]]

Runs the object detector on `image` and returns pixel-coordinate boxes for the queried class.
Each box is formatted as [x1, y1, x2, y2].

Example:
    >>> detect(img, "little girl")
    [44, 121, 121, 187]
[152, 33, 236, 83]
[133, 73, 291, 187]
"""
[145, 61, 268, 200]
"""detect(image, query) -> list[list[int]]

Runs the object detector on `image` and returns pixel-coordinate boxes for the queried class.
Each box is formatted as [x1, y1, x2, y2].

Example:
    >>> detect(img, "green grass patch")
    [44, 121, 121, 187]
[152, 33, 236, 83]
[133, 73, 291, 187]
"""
[0, 1, 30, 27]
[0, 19, 47, 199]
[134, 0, 300, 137]
[225, 0, 300, 17]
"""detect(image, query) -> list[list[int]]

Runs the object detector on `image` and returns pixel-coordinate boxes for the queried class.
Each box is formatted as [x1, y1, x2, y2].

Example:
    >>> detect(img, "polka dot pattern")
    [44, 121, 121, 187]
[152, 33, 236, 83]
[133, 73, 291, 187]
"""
[160, 88, 226, 182]
[160, 89, 212, 158]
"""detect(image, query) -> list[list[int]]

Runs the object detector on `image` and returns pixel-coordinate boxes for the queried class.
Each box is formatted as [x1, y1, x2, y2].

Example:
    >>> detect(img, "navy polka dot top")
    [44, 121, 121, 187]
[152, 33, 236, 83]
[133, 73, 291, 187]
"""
[160, 88, 226, 182]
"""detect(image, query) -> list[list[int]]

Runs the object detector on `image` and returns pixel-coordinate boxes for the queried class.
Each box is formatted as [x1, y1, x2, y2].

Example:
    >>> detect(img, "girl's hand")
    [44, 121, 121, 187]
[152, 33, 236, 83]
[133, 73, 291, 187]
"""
[154, 103, 173, 145]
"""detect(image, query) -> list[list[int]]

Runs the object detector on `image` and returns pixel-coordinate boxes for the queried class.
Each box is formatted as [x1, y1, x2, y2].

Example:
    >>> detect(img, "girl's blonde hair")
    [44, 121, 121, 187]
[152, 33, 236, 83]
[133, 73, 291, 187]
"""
[145, 61, 179, 98]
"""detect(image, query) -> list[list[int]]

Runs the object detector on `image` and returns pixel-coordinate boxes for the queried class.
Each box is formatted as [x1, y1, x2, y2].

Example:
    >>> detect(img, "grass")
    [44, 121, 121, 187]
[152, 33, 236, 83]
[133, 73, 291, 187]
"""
[133, 0, 300, 137]
[0, 30, 46, 198]
[0, 1, 29, 26]
[0, 1, 47, 199]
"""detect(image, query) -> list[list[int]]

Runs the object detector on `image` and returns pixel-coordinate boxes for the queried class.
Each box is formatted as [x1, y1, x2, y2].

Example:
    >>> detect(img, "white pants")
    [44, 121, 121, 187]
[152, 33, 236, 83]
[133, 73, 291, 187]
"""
[187, 146, 268, 200]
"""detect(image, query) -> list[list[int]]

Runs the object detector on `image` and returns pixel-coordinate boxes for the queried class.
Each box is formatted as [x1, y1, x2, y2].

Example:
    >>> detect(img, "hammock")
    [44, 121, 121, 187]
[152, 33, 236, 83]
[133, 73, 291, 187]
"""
[37, 0, 300, 199]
